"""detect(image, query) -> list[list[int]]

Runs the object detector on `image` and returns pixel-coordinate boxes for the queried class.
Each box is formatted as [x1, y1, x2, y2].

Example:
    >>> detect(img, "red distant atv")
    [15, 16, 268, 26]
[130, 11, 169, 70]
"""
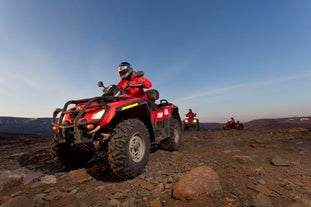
[51, 73, 182, 179]
[223, 120, 244, 130]
[183, 114, 200, 131]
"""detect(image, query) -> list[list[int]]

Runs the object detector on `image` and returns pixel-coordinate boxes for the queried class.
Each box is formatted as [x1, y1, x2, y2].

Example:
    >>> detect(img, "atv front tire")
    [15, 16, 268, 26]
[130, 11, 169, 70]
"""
[50, 135, 93, 170]
[108, 119, 150, 179]
[161, 118, 182, 151]
[183, 124, 189, 131]
[196, 123, 200, 131]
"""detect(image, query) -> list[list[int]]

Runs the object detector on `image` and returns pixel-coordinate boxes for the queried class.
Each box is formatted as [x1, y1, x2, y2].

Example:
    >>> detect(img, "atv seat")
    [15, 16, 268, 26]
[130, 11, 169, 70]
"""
[157, 99, 172, 108]
[146, 89, 159, 110]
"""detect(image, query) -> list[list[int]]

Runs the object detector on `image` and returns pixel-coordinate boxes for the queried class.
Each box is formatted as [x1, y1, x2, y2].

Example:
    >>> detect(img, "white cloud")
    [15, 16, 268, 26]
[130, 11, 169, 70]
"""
[173, 73, 311, 104]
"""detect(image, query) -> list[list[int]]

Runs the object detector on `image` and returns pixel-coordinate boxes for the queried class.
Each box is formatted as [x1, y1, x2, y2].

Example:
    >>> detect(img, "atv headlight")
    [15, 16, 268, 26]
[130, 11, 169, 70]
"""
[185, 120, 188, 123]
[91, 109, 106, 120]
[193, 120, 197, 123]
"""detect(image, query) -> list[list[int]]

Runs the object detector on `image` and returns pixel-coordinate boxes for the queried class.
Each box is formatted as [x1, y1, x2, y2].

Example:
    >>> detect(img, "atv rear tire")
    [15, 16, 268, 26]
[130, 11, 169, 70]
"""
[50, 135, 93, 170]
[108, 119, 150, 179]
[161, 118, 182, 151]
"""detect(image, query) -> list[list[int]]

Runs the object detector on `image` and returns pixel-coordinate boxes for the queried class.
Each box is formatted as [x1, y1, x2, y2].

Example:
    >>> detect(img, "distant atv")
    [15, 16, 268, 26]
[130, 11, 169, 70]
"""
[183, 114, 200, 131]
[223, 121, 244, 130]
[51, 72, 182, 179]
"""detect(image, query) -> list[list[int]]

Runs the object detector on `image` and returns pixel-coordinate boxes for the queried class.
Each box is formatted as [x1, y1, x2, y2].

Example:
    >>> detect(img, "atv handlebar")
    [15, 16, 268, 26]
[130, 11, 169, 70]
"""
[98, 81, 125, 97]
[126, 82, 145, 88]
[97, 81, 144, 97]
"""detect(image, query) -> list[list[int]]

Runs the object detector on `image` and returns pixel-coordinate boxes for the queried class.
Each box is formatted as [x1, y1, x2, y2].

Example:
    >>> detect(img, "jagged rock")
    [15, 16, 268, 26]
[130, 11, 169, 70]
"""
[248, 184, 275, 196]
[287, 200, 311, 207]
[0, 171, 11, 191]
[95, 185, 106, 191]
[23, 171, 44, 185]
[43, 190, 62, 201]
[172, 166, 222, 200]
[107, 198, 121, 207]
[30, 181, 44, 188]
[149, 198, 162, 207]
[40, 175, 57, 185]
[153, 183, 165, 195]
[0, 169, 45, 191]
[30, 175, 56, 189]
[270, 156, 290, 166]
[62, 168, 93, 184]
[0, 196, 35, 207]
[139, 179, 154, 191]
[0, 172, 23, 191]
[252, 193, 273, 207]
[232, 155, 255, 164]
[33, 193, 47, 206]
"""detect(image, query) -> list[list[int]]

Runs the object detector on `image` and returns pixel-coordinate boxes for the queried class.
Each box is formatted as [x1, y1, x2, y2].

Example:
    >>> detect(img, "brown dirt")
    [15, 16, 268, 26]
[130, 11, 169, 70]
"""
[0, 125, 311, 207]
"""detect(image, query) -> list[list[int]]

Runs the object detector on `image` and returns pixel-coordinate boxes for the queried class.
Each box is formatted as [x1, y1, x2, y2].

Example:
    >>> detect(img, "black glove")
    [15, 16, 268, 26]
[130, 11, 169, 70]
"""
[137, 82, 145, 88]
[127, 82, 145, 88]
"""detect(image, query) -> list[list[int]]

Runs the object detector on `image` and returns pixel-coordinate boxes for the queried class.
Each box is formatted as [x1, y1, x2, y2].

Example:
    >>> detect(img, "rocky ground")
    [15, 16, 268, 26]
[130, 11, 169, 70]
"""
[0, 124, 311, 207]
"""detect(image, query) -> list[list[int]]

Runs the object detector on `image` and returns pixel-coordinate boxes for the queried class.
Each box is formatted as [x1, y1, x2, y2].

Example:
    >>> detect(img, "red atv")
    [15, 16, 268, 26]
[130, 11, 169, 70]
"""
[51, 74, 182, 179]
[183, 114, 200, 131]
[223, 120, 244, 130]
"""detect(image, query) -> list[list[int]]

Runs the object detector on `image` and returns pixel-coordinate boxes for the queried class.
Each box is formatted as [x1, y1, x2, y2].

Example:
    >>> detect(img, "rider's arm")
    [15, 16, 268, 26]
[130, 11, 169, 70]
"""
[117, 80, 126, 89]
[128, 77, 152, 89]
[141, 77, 152, 89]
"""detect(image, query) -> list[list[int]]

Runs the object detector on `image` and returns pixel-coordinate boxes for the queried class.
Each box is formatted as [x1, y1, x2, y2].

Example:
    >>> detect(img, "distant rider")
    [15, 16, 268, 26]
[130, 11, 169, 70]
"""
[229, 117, 236, 126]
[186, 109, 196, 118]
[117, 62, 152, 100]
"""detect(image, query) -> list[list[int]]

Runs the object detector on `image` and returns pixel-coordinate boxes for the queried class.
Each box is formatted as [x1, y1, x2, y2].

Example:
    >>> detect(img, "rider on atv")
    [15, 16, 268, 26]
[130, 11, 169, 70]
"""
[183, 109, 200, 131]
[117, 62, 152, 100]
[51, 61, 182, 179]
[186, 109, 196, 118]
[223, 117, 244, 130]
[229, 117, 236, 127]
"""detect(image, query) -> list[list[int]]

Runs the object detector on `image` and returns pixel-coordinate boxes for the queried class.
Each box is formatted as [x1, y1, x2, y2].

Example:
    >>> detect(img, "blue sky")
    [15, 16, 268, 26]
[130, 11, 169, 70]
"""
[0, 0, 310, 122]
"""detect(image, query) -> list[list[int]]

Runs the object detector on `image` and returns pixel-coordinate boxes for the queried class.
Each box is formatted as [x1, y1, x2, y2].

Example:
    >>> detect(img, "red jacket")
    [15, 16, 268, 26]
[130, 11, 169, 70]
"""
[186, 112, 195, 118]
[117, 71, 152, 100]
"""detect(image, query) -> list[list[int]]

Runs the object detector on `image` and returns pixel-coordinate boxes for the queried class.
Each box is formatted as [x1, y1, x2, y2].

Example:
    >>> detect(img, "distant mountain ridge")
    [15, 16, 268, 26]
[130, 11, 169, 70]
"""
[0, 116, 310, 135]
[245, 116, 311, 130]
[0, 117, 53, 135]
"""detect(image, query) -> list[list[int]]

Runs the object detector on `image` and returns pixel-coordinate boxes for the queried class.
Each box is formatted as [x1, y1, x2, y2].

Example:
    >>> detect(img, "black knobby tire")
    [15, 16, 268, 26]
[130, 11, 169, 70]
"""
[108, 119, 150, 179]
[196, 122, 200, 131]
[238, 124, 244, 130]
[161, 118, 182, 151]
[183, 124, 189, 131]
[223, 124, 230, 130]
[50, 135, 93, 170]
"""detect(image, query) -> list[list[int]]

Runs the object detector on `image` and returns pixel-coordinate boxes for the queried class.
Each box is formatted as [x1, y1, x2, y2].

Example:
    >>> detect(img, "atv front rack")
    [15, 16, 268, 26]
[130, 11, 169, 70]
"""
[52, 96, 129, 143]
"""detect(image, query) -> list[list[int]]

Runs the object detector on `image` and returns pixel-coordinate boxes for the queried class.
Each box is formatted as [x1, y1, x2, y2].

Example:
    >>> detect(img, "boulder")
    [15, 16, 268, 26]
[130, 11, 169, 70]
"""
[270, 156, 290, 166]
[173, 166, 222, 200]
[61, 168, 93, 184]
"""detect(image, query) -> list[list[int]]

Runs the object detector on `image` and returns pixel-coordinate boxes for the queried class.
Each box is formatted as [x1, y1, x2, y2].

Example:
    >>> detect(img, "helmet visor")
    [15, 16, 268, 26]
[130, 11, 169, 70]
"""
[119, 68, 129, 79]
